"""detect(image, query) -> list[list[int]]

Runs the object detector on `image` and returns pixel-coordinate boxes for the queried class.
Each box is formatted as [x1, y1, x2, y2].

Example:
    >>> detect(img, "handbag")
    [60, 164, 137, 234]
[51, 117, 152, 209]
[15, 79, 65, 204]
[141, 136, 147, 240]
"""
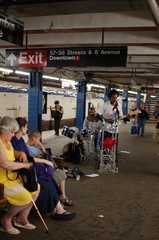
[9, 157, 38, 192]
[18, 157, 38, 192]
[50, 109, 62, 119]
[50, 109, 57, 118]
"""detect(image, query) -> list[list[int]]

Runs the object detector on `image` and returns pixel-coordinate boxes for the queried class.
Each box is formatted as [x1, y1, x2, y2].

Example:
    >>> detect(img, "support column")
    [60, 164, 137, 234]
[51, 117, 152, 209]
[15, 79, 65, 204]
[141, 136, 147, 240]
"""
[122, 90, 128, 115]
[136, 92, 141, 108]
[76, 80, 86, 131]
[28, 70, 43, 133]
[104, 86, 110, 102]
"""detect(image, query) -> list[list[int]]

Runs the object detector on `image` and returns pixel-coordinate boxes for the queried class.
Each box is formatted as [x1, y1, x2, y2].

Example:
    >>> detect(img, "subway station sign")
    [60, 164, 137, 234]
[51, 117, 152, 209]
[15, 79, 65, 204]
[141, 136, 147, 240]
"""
[6, 47, 127, 67]
[0, 11, 24, 46]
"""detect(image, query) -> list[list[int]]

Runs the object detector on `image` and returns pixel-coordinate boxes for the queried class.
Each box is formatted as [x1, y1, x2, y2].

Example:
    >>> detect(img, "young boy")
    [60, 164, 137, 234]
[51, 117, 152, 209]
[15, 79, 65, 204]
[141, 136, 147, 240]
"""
[26, 130, 73, 206]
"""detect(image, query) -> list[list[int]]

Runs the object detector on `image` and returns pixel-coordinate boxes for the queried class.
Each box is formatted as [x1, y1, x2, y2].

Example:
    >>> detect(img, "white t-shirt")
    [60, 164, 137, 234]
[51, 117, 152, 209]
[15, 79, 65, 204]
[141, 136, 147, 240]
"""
[97, 101, 123, 133]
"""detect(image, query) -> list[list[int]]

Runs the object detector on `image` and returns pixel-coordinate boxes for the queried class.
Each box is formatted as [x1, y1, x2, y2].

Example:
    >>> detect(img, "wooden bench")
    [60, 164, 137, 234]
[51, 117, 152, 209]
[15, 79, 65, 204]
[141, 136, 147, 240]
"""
[0, 184, 8, 209]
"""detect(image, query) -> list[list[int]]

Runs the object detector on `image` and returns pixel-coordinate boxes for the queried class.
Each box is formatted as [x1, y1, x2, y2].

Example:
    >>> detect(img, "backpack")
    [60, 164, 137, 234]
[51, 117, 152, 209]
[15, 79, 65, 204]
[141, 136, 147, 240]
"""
[35, 163, 54, 181]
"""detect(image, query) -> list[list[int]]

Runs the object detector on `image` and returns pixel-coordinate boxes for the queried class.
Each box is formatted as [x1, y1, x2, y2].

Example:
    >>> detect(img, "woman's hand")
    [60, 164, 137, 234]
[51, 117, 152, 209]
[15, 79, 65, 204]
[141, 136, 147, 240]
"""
[24, 162, 33, 169]
[19, 152, 28, 163]
[50, 105, 55, 110]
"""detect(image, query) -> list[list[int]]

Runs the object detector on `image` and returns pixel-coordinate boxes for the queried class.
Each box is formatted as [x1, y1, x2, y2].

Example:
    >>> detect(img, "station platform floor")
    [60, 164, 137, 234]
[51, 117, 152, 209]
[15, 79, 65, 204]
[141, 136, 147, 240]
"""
[1, 121, 159, 240]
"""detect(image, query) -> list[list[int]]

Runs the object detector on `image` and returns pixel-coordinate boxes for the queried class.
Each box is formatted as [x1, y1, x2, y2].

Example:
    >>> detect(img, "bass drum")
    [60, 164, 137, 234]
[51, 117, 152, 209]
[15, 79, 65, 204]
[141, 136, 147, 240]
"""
[62, 143, 83, 164]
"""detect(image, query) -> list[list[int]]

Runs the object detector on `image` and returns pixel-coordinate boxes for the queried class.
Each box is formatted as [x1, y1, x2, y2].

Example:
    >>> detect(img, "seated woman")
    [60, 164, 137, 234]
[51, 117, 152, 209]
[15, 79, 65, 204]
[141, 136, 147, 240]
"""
[11, 117, 76, 219]
[26, 130, 73, 206]
[0, 116, 40, 235]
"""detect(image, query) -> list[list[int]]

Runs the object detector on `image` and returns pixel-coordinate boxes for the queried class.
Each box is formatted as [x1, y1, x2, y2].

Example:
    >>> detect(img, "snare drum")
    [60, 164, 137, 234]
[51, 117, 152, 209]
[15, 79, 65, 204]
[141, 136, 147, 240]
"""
[62, 126, 69, 137]
[80, 129, 91, 140]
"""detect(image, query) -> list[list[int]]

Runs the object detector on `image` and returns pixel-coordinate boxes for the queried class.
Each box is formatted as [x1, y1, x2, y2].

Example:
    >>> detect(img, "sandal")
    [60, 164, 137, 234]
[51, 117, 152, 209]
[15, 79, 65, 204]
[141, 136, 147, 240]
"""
[51, 211, 76, 220]
[60, 197, 74, 206]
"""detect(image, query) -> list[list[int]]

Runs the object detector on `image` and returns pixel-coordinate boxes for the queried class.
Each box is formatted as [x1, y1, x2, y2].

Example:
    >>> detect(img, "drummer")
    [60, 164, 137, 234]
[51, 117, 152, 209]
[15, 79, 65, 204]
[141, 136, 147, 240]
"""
[83, 107, 101, 151]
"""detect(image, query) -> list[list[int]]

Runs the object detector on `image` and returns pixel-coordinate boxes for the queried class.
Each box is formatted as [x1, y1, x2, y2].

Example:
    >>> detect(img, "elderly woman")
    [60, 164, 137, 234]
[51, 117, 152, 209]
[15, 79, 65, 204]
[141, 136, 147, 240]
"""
[0, 116, 40, 235]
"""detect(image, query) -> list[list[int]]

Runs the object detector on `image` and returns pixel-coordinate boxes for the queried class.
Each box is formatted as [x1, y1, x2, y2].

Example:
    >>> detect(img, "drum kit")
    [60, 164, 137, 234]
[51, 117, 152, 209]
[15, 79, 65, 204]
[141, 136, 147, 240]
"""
[61, 126, 99, 164]
[61, 107, 119, 173]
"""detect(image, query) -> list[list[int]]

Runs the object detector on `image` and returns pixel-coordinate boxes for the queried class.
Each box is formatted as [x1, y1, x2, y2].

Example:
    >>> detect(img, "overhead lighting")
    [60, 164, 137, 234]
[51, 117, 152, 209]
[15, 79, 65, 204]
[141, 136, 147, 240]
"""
[15, 70, 29, 76]
[43, 75, 59, 81]
[88, 84, 105, 89]
[150, 95, 156, 98]
[116, 89, 123, 92]
[60, 78, 75, 84]
[0, 67, 13, 73]
[128, 91, 137, 94]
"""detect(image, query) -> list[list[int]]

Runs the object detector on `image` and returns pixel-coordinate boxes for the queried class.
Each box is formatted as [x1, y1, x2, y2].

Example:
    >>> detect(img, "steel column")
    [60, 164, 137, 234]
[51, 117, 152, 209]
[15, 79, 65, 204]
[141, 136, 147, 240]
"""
[122, 90, 128, 115]
[76, 80, 86, 131]
[136, 92, 141, 108]
[28, 71, 43, 133]
[104, 86, 110, 102]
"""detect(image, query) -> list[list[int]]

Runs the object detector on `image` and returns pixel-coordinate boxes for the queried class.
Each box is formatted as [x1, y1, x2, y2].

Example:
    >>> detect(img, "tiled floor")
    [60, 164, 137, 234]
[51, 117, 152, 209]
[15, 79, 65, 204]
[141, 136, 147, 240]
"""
[1, 122, 159, 240]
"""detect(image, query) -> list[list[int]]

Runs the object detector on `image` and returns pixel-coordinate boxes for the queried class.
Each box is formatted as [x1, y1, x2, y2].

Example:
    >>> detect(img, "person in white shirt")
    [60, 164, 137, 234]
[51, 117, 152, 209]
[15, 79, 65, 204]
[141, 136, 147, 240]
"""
[97, 89, 123, 161]
[83, 107, 101, 151]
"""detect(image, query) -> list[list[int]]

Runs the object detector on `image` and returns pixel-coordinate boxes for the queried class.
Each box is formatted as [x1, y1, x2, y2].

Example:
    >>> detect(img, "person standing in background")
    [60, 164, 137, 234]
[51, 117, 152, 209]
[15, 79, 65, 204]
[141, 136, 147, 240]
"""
[50, 101, 64, 136]
[154, 102, 159, 119]
[137, 102, 149, 137]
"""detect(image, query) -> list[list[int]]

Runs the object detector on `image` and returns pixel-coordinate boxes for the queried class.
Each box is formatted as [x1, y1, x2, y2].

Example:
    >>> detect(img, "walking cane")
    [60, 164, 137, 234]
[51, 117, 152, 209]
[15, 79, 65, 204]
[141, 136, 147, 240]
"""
[31, 199, 49, 233]
[18, 175, 49, 233]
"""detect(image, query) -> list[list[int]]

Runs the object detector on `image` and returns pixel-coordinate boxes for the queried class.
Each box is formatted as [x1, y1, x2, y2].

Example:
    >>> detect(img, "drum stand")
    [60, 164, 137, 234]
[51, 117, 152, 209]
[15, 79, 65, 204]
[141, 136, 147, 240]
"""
[81, 133, 100, 165]
[99, 115, 119, 174]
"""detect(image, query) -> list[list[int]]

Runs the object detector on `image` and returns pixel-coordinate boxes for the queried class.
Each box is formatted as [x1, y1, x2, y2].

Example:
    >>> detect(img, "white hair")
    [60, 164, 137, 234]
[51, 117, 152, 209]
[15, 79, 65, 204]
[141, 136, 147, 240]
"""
[0, 116, 19, 135]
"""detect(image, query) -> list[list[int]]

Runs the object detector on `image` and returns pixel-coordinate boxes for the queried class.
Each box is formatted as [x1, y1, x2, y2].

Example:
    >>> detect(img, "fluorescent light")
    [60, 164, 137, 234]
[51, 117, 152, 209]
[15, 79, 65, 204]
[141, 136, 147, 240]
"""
[116, 89, 123, 92]
[43, 75, 59, 81]
[150, 95, 156, 98]
[0, 67, 13, 73]
[128, 91, 137, 94]
[15, 70, 29, 76]
[60, 78, 75, 84]
[88, 84, 105, 89]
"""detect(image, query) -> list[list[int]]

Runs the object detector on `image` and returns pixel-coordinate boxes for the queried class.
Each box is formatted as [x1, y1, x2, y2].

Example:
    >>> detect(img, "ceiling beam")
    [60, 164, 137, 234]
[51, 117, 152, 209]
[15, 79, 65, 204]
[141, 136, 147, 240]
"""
[143, 0, 159, 30]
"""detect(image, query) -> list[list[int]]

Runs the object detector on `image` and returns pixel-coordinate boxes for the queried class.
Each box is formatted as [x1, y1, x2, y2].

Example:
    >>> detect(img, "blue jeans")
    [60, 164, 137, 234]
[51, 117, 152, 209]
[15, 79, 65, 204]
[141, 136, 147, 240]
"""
[137, 117, 146, 135]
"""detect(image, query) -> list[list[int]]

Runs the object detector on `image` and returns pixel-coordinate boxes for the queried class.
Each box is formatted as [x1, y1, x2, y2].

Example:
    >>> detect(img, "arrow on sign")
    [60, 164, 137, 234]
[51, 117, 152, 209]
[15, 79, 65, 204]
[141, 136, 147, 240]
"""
[7, 53, 17, 66]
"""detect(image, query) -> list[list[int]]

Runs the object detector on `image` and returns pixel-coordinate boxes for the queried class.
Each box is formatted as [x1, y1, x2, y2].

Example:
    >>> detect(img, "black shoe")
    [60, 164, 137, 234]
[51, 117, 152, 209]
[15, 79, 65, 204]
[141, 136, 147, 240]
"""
[141, 134, 144, 137]
[51, 212, 76, 220]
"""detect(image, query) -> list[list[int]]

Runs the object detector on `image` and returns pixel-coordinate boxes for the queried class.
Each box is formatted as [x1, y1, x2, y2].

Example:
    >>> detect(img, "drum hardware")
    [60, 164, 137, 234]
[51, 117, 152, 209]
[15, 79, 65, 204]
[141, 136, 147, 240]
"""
[79, 129, 100, 164]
